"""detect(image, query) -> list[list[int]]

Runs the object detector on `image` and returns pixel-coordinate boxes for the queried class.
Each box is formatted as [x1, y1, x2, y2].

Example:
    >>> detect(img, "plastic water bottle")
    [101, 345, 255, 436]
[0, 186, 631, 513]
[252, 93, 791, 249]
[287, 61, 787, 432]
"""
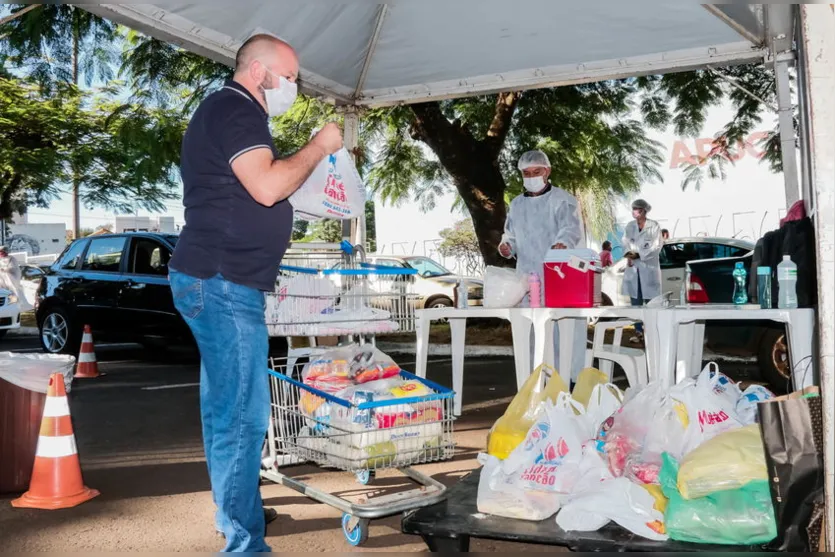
[732, 262, 748, 305]
[777, 255, 798, 309]
[528, 273, 541, 308]
[757, 266, 772, 309]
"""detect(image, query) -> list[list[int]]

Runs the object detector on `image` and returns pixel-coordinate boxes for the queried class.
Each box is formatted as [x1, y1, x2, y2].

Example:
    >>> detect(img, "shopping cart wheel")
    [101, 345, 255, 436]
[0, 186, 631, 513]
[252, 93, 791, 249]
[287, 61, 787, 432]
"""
[355, 469, 375, 485]
[341, 513, 369, 546]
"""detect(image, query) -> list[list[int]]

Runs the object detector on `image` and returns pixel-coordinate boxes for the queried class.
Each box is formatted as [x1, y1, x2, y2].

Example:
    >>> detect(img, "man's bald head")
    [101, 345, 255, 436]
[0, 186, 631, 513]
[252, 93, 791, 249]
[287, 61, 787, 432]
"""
[235, 34, 295, 72]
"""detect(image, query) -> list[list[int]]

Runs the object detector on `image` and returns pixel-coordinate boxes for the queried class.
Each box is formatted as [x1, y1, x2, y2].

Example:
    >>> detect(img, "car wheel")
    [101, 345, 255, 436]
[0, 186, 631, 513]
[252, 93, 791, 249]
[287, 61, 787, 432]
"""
[427, 296, 453, 310]
[601, 293, 613, 307]
[39, 306, 80, 355]
[758, 328, 791, 394]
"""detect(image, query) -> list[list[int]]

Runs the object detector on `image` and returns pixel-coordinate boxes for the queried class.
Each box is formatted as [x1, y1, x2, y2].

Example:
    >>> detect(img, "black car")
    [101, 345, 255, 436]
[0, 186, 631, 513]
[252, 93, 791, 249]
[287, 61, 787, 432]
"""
[36, 233, 189, 354]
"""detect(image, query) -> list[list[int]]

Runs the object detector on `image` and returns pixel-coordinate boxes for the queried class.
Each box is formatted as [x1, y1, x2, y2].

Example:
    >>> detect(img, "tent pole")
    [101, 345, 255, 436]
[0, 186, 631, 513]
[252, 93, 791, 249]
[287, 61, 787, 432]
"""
[340, 107, 363, 248]
[799, 4, 835, 550]
[774, 52, 800, 207]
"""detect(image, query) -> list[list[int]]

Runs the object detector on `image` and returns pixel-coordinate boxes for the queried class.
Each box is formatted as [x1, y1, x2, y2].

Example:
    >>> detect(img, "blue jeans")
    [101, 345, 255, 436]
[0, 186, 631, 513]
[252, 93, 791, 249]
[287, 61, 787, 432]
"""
[630, 271, 649, 335]
[169, 270, 270, 553]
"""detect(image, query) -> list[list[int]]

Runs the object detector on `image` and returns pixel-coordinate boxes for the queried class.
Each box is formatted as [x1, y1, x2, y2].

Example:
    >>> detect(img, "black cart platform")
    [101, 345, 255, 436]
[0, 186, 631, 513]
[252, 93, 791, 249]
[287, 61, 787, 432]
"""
[401, 471, 768, 552]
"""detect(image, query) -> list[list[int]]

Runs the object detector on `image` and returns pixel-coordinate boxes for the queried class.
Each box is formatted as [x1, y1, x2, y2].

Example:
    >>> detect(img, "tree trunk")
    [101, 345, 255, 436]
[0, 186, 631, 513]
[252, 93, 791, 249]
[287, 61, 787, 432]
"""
[410, 94, 519, 268]
[71, 25, 81, 239]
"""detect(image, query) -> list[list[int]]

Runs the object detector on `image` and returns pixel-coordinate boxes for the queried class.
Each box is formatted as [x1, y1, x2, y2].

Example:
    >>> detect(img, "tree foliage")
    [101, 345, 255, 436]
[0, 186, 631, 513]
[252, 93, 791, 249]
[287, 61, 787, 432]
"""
[438, 219, 484, 276]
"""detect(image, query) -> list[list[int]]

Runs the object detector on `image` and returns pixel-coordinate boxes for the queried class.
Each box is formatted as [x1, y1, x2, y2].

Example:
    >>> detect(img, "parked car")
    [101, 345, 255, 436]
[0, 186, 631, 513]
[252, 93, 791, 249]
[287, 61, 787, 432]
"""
[333, 255, 484, 309]
[601, 237, 754, 305]
[0, 287, 22, 338]
[684, 251, 790, 389]
[35, 233, 188, 354]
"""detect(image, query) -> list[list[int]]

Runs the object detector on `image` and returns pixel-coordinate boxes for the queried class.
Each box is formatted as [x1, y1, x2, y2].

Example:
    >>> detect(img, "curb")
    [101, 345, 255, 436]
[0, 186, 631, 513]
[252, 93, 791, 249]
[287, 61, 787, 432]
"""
[376, 342, 513, 357]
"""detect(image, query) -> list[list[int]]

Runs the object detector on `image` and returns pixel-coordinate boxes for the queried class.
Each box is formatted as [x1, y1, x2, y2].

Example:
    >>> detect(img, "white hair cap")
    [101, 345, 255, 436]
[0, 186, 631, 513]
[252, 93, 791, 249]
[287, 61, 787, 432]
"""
[631, 198, 652, 212]
[518, 150, 551, 171]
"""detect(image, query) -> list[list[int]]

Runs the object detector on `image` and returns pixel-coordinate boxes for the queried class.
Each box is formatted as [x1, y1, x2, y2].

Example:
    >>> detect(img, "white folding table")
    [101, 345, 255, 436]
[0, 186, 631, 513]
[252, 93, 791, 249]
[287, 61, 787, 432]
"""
[658, 305, 817, 389]
[414, 307, 534, 416]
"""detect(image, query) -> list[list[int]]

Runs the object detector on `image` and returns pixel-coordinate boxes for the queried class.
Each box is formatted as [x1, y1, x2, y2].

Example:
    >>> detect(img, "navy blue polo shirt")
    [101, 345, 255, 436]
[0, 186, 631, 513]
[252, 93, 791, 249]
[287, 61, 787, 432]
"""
[170, 80, 293, 292]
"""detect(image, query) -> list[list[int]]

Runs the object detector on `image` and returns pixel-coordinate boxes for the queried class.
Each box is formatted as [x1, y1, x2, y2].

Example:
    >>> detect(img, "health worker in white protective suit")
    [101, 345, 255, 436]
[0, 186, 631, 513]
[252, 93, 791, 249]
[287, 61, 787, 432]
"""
[498, 149, 587, 382]
[621, 198, 662, 342]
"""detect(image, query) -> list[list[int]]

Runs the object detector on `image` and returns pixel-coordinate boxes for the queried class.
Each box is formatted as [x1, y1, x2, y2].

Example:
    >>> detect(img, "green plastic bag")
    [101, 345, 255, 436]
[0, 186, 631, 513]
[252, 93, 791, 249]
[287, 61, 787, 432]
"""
[659, 453, 777, 545]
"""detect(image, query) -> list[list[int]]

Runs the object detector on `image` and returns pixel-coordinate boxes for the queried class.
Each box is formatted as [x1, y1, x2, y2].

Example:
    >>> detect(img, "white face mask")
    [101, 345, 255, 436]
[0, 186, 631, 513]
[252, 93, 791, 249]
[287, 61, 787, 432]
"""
[260, 66, 298, 117]
[523, 176, 546, 193]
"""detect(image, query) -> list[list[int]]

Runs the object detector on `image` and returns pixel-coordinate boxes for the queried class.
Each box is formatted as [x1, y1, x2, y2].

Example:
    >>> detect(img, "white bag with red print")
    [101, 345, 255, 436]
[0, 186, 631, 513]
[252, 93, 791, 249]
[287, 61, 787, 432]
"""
[673, 362, 744, 455]
[290, 147, 367, 221]
[501, 393, 588, 494]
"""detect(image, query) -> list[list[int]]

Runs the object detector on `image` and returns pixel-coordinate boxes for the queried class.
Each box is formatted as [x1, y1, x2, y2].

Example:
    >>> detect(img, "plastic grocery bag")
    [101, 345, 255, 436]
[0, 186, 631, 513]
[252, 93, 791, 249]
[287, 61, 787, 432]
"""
[556, 477, 668, 541]
[290, 148, 367, 221]
[736, 384, 774, 425]
[301, 344, 401, 394]
[600, 381, 687, 483]
[0, 352, 75, 393]
[672, 363, 744, 455]
[677, 424, 767, 499]
[585, 382, 624, 434]
[660, 453, 776, 545]
[487, 364, 568, 459]
[483, 266, 528, 308]
[571, 367, 609, 408]
[476, 453, 561, 521]
[501, 393, 588, 493]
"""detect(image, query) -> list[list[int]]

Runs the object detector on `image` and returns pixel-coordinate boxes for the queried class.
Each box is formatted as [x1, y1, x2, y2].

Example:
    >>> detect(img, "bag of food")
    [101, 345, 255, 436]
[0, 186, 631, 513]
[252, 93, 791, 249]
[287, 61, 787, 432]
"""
[483, 266, 528, 308]
[501, 393, 588, 494]
[487, 364, 568, 459]
[660, 453, 776, 545]
[736, 384, 775, 425]
[677, 424, 767, 499]
[302, 344, 401, 393]
[290, 147, 367, 221]
[584, 381, 624, 434]
[556, 477, 668, 541]
[476, 453, 561, 521]
[570, 367, 610, 408]
[672, 363, 744, 455]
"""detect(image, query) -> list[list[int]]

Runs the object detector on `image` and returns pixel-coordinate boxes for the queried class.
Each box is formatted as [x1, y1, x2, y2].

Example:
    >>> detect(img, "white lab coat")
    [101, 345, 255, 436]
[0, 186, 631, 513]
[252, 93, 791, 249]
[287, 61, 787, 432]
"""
[500, 186, 585, 276]
[620, 218, 663, 300]
[500, 185, 586, 381]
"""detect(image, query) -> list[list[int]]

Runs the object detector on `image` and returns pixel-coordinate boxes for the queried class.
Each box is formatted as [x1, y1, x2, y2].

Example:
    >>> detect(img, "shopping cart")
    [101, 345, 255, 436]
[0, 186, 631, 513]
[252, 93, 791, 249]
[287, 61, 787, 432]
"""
[261, 357, 455, 546]
[265, 241, 420, 340]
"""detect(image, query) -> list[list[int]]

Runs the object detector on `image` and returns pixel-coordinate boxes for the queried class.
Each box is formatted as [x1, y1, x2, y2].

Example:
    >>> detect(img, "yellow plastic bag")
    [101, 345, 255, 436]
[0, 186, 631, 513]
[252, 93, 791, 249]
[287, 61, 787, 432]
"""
[678, 424, 767, 499]
[486, 364, 568, 459]
[571, 368, 609, 408]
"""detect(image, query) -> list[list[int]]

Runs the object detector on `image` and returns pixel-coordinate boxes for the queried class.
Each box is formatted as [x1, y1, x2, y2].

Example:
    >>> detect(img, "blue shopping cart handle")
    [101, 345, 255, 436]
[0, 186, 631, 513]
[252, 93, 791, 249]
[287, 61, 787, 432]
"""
[278, 265, 417, 276]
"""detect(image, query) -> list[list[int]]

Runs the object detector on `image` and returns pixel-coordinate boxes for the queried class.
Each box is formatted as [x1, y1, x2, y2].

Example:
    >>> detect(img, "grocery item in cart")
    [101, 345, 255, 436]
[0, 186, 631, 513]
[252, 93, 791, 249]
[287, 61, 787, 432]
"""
[302, 345, 401, 394]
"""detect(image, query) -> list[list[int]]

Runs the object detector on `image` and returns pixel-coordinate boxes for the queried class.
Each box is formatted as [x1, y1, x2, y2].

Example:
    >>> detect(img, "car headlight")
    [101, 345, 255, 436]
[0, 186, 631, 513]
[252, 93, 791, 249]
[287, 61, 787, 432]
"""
[8, 295, 18, 304]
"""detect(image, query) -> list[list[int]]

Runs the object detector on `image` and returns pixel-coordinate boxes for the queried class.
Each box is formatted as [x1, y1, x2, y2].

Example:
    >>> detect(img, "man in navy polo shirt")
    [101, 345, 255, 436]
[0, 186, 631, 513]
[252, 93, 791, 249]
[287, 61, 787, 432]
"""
[169, 34, 342, 552]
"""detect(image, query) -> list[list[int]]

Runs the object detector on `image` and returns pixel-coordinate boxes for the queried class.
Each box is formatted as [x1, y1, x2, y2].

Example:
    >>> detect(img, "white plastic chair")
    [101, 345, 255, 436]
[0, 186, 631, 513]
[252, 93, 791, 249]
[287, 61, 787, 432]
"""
[586, 319, 648, 387]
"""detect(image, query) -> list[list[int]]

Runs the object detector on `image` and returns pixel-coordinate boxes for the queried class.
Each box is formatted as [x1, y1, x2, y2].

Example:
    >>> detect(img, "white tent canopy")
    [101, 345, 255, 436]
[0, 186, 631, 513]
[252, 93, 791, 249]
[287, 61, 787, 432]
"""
[82, 3, 786, 107]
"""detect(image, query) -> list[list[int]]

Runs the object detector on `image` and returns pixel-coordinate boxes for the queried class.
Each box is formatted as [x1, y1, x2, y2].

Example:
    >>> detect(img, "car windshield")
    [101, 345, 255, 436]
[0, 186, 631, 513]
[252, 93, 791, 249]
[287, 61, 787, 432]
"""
[404, 257, 451, 277]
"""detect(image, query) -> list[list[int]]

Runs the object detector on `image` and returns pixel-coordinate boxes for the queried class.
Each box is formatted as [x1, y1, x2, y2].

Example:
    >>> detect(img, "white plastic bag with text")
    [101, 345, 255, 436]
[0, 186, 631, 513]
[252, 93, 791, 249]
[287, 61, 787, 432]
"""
[476, 453, 561, 521]
[290, 148, 367, 221]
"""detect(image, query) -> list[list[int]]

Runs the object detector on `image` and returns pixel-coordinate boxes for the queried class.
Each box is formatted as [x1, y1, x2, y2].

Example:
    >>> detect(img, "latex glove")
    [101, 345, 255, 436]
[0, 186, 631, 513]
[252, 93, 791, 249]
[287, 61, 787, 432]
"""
[498, 242, 513, 258]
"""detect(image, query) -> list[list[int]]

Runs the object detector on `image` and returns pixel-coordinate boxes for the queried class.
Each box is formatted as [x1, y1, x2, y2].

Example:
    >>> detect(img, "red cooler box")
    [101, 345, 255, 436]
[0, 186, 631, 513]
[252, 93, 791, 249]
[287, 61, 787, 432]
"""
[543, 249, 602, 308]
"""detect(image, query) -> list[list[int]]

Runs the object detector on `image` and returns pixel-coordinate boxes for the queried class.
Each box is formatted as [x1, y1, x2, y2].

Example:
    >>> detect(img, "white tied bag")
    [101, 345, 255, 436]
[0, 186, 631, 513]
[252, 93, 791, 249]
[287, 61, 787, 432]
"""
[483, 266, 528, 308]
[476, 453, 562, 521]
[290, 148, 367, 221]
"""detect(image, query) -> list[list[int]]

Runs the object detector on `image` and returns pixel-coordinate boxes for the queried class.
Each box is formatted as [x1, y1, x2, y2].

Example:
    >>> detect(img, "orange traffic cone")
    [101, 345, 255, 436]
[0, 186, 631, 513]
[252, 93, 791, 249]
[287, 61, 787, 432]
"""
[12, 373, 99, 510]
[74, 325, 99, 379]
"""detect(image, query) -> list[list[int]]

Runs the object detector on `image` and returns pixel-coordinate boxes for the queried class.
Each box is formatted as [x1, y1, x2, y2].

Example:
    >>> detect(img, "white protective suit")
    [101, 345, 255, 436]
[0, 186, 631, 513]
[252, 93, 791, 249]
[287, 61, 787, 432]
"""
[0, 254, 30, 311]
[500, 185, 586, 382]
[620, 218, 663, 301]
[501, 186, 585, 275]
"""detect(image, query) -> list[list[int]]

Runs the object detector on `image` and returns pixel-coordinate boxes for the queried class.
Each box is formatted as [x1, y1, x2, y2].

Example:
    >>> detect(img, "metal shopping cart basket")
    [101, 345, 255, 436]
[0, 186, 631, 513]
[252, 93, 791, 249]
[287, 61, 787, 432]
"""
[261, 357, 455, 546]
[265, 241, 420, 340]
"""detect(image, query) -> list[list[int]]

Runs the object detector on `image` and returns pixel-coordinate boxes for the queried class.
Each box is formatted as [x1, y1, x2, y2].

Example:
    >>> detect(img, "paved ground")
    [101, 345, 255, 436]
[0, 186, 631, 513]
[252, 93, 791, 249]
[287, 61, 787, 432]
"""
[0, 332, 760, 552]
[0, 335, 563, 552]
